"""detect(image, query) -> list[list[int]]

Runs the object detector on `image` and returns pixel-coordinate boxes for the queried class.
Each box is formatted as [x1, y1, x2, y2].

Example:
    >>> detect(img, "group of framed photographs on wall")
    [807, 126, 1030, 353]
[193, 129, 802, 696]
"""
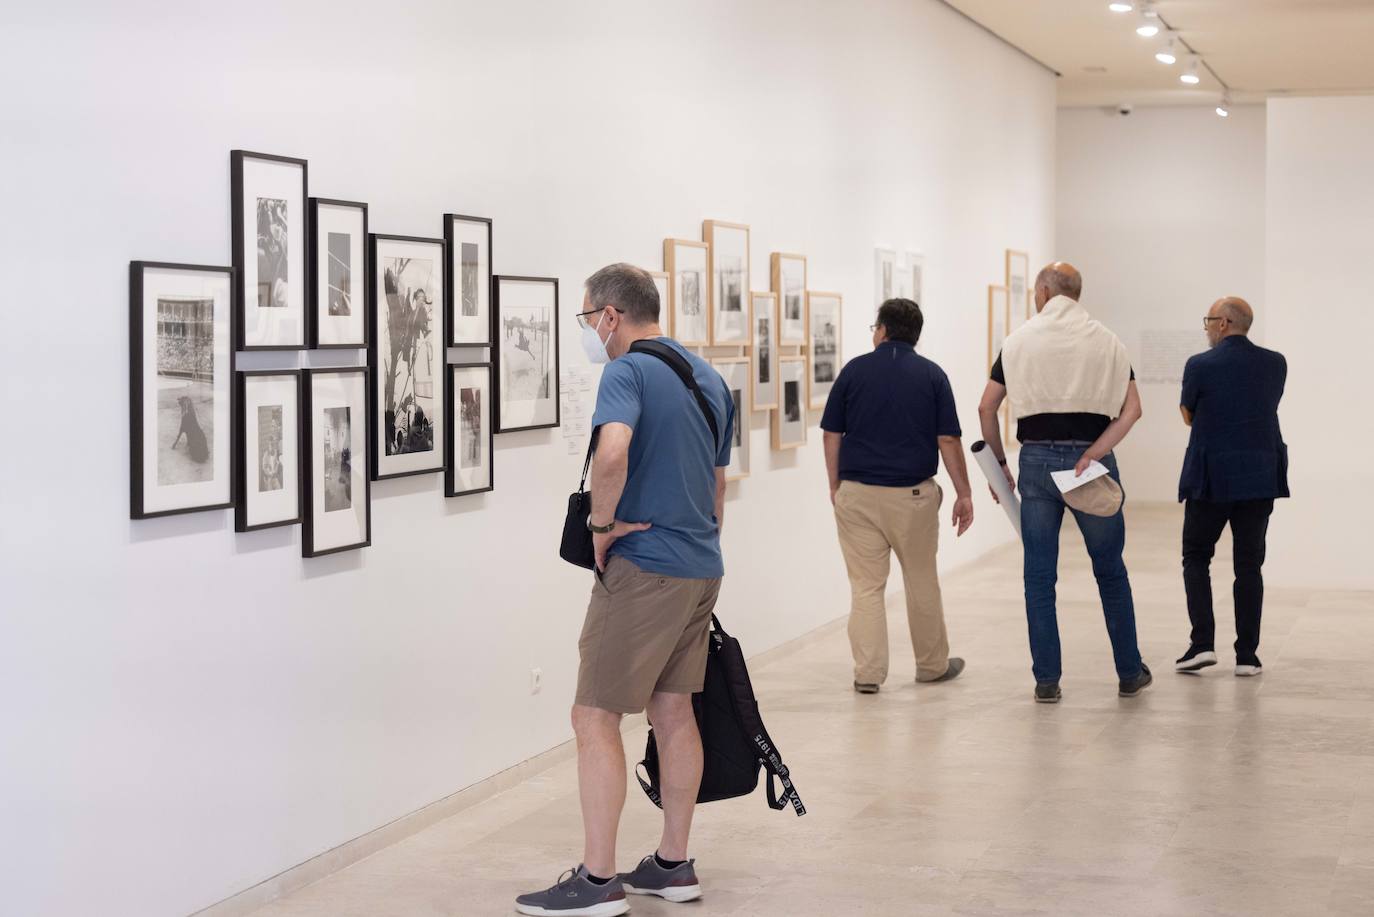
[130, 149, 562, 558]
[657, 221, 849, 468]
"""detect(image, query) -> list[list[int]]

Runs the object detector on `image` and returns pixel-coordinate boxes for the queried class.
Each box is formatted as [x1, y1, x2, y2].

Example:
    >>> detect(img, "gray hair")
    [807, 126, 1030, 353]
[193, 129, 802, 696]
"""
[1035, 263, 1083, 301]
[585, 262, 660, 324]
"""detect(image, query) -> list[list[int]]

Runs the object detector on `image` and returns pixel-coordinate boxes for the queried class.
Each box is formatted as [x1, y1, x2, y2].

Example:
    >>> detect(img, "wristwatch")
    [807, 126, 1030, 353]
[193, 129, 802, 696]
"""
[587, 518, 616, 534]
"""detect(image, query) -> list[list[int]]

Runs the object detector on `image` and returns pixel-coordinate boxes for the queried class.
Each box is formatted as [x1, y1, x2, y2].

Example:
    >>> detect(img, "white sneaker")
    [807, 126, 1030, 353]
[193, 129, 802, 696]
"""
[1175, 649, 1217, 673]
[1235, 663, 1263, 677]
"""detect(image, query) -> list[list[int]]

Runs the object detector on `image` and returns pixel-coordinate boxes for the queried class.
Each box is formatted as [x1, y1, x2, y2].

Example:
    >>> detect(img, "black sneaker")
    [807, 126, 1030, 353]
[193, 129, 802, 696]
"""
[1235, 658, 1263, 677]
[514, 865, 629, 916]
[1034, 683, 1061, 704]
[854, 681, 879, 694]
[1175, 646, 1217, 673]
[1119, 664, 1154, 697]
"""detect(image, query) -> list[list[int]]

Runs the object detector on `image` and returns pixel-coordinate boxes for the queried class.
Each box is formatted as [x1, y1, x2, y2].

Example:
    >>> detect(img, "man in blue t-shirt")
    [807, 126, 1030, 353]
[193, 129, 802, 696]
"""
[517, 263, 732, 916]
[820, 298, 974, 696]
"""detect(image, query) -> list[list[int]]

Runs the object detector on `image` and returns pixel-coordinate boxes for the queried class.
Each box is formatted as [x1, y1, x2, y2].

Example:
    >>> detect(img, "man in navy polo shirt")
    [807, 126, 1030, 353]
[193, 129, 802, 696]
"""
[1175, 296, 1288, 677]
[821, 298, 974, 694]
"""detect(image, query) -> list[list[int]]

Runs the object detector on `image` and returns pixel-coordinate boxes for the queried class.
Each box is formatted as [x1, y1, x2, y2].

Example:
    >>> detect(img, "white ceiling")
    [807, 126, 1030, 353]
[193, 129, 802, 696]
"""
[944, 0, 1374, 108]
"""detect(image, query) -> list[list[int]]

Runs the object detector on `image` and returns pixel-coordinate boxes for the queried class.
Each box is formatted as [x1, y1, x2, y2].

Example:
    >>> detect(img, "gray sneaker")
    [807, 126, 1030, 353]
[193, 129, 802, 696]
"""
[620, 854, 703, 903]
[515, 865, 630, 916]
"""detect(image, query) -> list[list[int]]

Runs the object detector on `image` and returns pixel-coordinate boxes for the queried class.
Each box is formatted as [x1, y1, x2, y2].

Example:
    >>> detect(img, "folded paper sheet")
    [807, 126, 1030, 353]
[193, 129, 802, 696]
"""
[971, 440, 1020, 537]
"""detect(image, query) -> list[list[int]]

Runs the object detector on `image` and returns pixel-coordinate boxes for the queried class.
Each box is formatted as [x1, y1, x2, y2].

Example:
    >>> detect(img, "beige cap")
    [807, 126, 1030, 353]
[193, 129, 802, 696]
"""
[1063, 474, 1124, 517]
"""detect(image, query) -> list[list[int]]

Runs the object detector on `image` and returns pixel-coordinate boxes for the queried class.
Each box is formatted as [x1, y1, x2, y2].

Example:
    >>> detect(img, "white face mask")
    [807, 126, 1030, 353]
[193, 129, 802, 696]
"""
[580, 309, 610, 365]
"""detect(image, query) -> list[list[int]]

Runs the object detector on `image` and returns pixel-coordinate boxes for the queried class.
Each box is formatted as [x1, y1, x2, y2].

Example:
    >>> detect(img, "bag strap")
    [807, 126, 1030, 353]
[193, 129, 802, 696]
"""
[628, 340, 721, 450]
[756, 736, 807, 815]
[634, 759, 663, 810]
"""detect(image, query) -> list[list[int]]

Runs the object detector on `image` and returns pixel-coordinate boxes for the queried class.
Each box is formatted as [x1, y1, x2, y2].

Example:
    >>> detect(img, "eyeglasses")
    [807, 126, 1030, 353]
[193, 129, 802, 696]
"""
[1201, 316, 1228, 328]
[576, 306, 620, 329]
[868, 323, 881, 332]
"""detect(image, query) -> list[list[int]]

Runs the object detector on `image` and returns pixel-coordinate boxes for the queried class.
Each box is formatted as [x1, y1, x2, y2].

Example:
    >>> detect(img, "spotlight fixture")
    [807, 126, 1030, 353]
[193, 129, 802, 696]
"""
[1155, 37, 1178, 65]
[1136, 1, 1160, 36]
[1180, 58, 1201, 84]
[1109, 2, 1134, 11]
[1216, 94, 1232, 117]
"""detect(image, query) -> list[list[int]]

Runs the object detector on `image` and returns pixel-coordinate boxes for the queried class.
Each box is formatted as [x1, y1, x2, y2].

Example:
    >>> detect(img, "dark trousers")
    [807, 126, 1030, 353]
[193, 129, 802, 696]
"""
[1182, 498, 1274, 664]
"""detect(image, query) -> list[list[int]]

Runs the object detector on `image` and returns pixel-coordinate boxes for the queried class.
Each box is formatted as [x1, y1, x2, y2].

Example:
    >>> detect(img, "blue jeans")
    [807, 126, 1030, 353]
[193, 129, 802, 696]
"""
[1018, 443, 1143, 685]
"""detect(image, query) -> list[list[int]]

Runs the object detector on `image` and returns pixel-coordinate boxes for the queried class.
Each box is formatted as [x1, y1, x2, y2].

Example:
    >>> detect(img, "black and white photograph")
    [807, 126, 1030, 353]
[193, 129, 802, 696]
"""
[234, 371, 301, 532]
[711, 358, 750, 481]
[874, 247, 896, 313]
[303, 368, 370, 556]
[704, 220, 750, 344]
[308, 198, 368, 348]
[1006, 248, 1030, 329]
[493, 275, 560, 433]
[663, 238, 709, 345]
[369, 234, 446, 479]
[751, 291, 779, 409]
[647, 271, 670, 328]
[771, 252, 808, 345]
[773, 356, 807, 451]
[445, 363, 494, 497]
[232, 150, 307, 349]
[130, 262, 234, 519]
[445, 213, 493, 345]
[807, 291, 843, 409]
[323, 407, 351, 512]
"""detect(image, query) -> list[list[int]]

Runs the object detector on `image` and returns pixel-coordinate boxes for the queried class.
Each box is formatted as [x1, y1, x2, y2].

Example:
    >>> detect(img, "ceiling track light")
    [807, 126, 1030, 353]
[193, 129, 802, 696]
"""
[1180, 58, 1202, 84]
[1155, 36, 1178, 65]
[1136, 0, 1160, 35]
[1216, 93, 1232, 117]
[1108, 2, 1134, 11]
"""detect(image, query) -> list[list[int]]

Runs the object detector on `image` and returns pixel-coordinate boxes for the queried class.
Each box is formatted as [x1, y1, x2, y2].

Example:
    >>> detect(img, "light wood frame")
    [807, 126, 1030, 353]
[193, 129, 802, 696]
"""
[772, 356, 808, 450]
[709, 356, 751, 482]
[806, 290, 843, 410]
[703, 219, 751, 345]
[749, 291, 779, 410]
[770, 252, 808, 346]
[988, 284, 1013, 447]
[663, 238, 710, 346]
[1005, 249, 1031, 325]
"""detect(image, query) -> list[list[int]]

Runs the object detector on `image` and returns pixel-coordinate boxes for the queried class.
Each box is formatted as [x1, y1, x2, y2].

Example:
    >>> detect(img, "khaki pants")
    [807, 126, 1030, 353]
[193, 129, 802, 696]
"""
[833, 479, 950, 684]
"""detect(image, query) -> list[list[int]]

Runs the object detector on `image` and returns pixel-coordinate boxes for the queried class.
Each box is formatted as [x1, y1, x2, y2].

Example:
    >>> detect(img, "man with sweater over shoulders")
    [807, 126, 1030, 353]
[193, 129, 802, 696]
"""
[977, 262, 1151, 704]
[1175, 296, 1288, 678]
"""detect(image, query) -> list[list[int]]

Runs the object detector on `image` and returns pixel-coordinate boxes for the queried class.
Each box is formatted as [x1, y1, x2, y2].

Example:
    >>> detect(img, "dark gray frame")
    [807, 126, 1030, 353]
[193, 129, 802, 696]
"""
[231, 149, 309, 351]
[307, 197, 369, 349]
[444, 213, 494, 346]
[445, 362, 495, 497]
[234, 370, 304, 532]
[492, 274, 561, 434]
[302, 367, 372, 557]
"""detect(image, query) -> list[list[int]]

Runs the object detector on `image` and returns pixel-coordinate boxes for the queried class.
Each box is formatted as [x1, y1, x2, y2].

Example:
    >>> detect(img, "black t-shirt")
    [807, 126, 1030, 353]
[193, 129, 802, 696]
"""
[990, 353, 1134, 443]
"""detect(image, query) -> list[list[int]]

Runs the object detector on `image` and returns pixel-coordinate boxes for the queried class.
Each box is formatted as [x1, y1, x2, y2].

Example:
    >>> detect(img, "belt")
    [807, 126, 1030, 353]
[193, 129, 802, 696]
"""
[1022, 439, 1094, 447]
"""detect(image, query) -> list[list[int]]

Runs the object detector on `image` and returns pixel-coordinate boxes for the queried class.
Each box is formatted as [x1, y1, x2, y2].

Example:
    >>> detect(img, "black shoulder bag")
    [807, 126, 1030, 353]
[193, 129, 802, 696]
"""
[559, 341, 720, 569]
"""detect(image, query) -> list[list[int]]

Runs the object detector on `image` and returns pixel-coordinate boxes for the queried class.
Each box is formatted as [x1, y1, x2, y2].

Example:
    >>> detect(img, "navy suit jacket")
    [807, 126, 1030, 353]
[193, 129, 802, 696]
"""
[1178, 336, 1289, 503]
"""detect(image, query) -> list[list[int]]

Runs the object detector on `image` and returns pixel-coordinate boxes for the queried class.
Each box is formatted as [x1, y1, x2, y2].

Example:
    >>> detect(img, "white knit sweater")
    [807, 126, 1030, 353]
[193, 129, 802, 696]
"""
[1002, 295, 1131, 420]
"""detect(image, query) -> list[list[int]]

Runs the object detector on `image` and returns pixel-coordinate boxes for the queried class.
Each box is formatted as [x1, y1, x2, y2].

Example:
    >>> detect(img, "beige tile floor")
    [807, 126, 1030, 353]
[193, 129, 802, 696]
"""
[252, 505, 1374, 916]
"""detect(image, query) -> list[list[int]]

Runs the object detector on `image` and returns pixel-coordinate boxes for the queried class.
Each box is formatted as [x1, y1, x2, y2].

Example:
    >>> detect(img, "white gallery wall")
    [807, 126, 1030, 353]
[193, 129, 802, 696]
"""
[0, 1, 1054, 914]
[1056, 105, 1268, 502]
[1263, 96, 1374, 590]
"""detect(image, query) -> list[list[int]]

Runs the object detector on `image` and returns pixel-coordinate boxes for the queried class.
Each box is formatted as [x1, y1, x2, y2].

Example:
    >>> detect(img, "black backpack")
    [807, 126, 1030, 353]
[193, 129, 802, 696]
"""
[636, 616, 806, 816]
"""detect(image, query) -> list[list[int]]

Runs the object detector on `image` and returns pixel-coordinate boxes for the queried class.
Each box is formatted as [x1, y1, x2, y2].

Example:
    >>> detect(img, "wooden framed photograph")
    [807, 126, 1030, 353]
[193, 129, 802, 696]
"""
[807, 291, 843, 410]
[646, 270, 670, 326]
[663, 238, 709, 346]
[445, 362, 494, 497]
[231, 150, 307, 350]
[874, 247, 896, 310]
[988, 283, 1013, 446]
[369, 233, 446, 480]
[703, 219, 750, 345]
[773, 356, 808, 450]
[302, 367, 370, 557]
[308, 197, 368, 349]
[771, 252, 807, 345]
[235, 370, 302, 532]
[710, 357, 750, 481]
[445, 213, 493, 346]
[1006, 249, 1030, 329]
[129, 260, 235, 519]
[898, 251, 925, 307]
[493, 274, 560, 433]
[750, 291, 779, 410]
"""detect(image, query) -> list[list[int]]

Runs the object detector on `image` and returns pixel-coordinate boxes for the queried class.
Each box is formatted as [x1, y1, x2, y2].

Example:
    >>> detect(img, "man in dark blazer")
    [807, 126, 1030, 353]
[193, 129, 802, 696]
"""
[1175, 297, 1288, 677]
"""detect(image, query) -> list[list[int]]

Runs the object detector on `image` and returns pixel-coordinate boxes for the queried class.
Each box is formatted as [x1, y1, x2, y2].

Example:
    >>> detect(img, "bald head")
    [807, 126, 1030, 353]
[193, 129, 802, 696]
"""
[1033, 261, 1082, 311]
[1205, 296, 1253, 347]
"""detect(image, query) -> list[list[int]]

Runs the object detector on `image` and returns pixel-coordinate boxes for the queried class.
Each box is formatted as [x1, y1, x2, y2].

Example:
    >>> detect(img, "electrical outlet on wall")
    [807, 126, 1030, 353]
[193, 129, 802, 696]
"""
[530, 668, 542, 695]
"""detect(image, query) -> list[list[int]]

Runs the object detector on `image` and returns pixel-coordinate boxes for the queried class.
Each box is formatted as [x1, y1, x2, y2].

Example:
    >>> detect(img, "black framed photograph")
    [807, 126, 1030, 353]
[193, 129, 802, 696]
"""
[130, 261, 235, 519]
[493, 275, 560, 433]
[369, 233, 447, 479]
[231, 150, 308, 350]
[302, 368, 370, 557]
[308, 198, 368, 348]
[445, 362, 494, 497]
[444, 213, 493, 346]
[235, 371, 302, 532]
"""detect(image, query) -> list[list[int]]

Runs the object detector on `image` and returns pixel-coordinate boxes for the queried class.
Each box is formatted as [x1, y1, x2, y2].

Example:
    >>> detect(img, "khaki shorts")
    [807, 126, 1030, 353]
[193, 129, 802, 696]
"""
[575, 555, 722, 714]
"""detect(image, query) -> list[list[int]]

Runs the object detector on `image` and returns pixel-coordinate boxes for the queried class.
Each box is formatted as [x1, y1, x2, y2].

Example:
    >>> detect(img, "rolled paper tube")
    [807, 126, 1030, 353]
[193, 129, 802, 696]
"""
[971, 440, 1021, 537]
